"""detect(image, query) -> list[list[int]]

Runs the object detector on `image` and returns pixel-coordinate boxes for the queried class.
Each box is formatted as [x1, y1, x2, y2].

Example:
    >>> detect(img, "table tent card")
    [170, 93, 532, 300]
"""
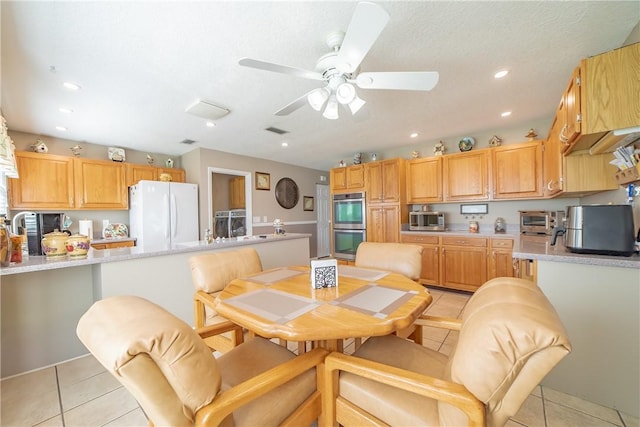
[311, 258, 338, 289]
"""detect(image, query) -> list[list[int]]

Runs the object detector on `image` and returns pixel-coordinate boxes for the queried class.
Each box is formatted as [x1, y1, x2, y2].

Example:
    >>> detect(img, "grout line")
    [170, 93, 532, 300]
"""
[540, 386, 548, 427]
[54, 365, 66, 427]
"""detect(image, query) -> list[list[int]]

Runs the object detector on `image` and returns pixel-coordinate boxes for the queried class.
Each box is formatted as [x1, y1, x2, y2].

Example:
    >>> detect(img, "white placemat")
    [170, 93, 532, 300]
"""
[329, 284, 418, 318]
[223, 289, 320, 324]
[338, 265, 389, 282]
[245, 268, 305, 284]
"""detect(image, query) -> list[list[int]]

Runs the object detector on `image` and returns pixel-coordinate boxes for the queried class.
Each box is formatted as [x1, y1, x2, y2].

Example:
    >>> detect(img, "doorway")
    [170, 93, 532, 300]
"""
[207, 167, 253, 236]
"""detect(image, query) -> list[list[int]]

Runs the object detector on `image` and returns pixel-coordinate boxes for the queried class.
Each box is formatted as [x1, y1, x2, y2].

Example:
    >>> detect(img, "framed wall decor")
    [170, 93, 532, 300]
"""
[303, 196, 314, 211]
[255, 172, 270, 190]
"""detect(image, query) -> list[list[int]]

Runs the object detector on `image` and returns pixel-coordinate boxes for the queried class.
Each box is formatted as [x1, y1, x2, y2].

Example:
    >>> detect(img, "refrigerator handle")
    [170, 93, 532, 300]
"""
[170, 193, 177, 238]
[163, 194, 170, 239]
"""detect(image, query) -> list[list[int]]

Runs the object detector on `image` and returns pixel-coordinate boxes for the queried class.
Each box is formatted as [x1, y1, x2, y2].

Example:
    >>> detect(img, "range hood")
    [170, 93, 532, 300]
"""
[588, 126, 640, 155]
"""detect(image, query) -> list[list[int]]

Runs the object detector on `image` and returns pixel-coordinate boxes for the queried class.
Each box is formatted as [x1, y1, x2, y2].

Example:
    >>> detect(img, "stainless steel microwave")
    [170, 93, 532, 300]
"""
[409, 212, 445, 231]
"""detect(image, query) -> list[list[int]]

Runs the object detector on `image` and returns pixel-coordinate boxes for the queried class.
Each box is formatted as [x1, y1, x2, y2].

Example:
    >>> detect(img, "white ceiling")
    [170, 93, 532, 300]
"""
[2, 1, 638, 171]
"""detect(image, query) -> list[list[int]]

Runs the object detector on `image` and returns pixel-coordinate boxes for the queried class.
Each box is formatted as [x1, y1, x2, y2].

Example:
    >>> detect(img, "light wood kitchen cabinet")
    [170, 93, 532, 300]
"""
[126, 163, 157, 187]
[543, 115, 564, 197]
[443, 149, 490, 201]
[367, 204, 401, 243]
[365, 158, 405, 203]
[401, 234, 440, 286]
[157, 167, 186, 183]
[406, 157, 442, 203]
[558, 66, 582, 154]
[492, 140, 543, 200]
[582, 42, 640, 135]
[91, 239, 135, 250]
[74, 158, 128, 209]
[562, 152, 618, 194]
[440, 236, 488, 292]
[488, 238, 515, 279]
[229, 176, 245, 209]
[330, 164, 364, 192]
[9, 151, 75, 209]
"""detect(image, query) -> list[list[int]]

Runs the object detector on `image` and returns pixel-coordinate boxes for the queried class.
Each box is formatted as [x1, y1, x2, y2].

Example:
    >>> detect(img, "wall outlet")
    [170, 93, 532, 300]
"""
[252, 216, 260, 223]
[263, 216, 268, 223]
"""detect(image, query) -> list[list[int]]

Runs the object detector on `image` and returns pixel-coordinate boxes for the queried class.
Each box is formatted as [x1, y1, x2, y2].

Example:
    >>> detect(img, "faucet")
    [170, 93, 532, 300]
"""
[11, 211, 36, 235]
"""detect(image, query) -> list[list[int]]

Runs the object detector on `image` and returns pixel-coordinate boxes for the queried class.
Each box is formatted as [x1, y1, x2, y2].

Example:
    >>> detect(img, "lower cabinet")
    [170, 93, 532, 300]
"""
[401, 234, 439, 286]
[440, 236, 488, 292]
[90, 240, 135, 250]
[401, 234, 515, 292]
[488, 238, 515, 279]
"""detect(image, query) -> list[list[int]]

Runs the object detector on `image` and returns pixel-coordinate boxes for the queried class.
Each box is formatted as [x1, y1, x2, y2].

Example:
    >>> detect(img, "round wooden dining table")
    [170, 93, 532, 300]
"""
[213, 264, 433, 352]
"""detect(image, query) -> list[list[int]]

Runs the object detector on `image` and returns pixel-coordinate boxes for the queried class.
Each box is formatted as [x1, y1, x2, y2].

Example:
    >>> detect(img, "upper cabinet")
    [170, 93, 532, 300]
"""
[443, 150, 490, 201]
[74, 158, 128, 209]
[9, 151, 75, 209]
[365, 158, 405, 204]
[564, 42, 640, 154]
[406, 157, 442, 203]
[492, 140, 543, 200]
[229, 176, 246, 209]
[543, 115, 565, 197]
[9, 151, 186, 210]
[558, 66, 582, 154]
[126, 164, 157, 187]
[582, 42, 640, 135]
[330, 164, 364, 193]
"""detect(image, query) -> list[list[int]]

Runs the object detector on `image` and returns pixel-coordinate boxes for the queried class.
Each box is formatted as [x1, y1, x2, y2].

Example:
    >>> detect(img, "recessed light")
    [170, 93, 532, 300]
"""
[410, 132, 419, 138]
[206, 121, 216, 127]
[281, 142, 289, 147]
[494, 70, 509, 79]
[63, 82, 81, 91]
[59, 107, 73, 114]
[501, 111, 512, 117]
[55, 126, 67, 131]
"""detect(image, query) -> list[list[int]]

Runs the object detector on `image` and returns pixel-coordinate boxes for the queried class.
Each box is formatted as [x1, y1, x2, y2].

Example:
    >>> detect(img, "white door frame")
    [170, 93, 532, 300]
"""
[207, 167, 253, 236]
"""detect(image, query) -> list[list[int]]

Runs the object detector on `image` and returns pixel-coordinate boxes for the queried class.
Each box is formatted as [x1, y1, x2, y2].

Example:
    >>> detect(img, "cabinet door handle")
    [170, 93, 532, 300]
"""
[559, 124, 569, 143]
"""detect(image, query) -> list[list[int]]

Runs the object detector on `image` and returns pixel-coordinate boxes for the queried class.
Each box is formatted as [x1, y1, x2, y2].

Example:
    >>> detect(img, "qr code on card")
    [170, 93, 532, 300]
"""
[311, 259, 338, 289]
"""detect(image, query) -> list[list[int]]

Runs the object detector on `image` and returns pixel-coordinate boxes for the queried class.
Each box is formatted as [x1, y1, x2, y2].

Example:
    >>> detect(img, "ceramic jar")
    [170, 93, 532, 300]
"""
[41, 230, 69, 258]
[66, 233, 91, 258]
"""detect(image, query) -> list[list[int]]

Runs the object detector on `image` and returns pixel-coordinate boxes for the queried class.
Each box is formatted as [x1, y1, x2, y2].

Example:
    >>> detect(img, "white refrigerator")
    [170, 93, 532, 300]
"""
[129, 180, 199, 250]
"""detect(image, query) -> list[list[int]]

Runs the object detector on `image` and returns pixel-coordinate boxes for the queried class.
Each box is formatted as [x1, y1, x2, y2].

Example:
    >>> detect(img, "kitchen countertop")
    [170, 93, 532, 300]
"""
[0, 233, 311, 276]
[401, 229, 640, 269]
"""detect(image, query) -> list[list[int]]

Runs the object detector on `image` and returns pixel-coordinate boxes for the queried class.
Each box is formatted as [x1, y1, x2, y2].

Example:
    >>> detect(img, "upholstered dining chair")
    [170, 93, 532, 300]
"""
[77, 295, 328, 427]
[354, 241, 425, 345]
[323, 277, 572, 427]
[190, 248, 263, 353]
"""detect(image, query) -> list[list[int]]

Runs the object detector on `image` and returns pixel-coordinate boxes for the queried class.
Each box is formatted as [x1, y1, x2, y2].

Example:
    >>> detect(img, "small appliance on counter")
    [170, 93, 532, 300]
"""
[519, 210, 565, 235]
[409, 211, 445, 231]
[551, 204, 636, 256]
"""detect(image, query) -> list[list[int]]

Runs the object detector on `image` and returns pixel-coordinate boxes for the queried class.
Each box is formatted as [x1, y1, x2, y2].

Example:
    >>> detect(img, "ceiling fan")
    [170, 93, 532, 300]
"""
[239, 1, 439, 120]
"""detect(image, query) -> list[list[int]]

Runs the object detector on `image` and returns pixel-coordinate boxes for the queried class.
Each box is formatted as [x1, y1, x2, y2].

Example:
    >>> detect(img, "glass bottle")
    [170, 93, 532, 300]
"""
[0, 217, 11, 267]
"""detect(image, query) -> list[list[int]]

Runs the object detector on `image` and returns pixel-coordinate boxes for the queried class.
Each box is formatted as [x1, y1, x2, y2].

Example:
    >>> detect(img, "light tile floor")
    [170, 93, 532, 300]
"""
[1, 286, 638, 426]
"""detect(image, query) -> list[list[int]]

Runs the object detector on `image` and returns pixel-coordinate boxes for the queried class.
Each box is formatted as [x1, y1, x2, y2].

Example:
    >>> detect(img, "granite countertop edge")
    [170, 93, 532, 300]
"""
[0, 233, 311, 276]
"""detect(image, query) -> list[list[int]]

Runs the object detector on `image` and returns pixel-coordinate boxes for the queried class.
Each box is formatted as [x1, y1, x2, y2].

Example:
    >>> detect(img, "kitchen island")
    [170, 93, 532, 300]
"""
[0, 233, 311, 378]
[513, 234, 639, 417]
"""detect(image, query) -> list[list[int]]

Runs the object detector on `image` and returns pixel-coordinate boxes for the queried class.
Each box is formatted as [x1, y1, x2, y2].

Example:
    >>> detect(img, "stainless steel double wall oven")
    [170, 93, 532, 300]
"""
[332, 192, 366, 260]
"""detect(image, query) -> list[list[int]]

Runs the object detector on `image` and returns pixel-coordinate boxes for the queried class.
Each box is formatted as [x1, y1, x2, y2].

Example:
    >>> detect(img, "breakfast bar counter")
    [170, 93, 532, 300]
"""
[1, 234, 311, 378]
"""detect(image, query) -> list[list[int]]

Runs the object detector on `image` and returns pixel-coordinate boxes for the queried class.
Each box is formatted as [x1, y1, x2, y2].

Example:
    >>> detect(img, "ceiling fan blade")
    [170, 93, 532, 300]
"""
[274, 88, 319, 116]
[336, 2, 390, 74]
[355, 71, 440, 91]
[239, 58, 323, 81]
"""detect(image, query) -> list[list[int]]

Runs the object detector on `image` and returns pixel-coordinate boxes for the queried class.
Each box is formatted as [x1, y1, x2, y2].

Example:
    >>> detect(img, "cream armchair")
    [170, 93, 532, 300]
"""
[190, 248, 263, 352]
[77, 295, 327, 427]
[323, 277, 572, 427]
[355, 241, 424, 345]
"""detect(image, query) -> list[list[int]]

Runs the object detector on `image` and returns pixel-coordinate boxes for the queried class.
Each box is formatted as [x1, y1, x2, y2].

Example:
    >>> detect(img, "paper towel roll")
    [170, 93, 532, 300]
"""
[79, 220, 93, 240]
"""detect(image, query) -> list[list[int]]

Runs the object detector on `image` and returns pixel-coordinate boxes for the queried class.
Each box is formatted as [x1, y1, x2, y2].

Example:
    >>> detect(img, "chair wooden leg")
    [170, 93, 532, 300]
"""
[298, 341, 307, 354]
[354, 337, 362, 351]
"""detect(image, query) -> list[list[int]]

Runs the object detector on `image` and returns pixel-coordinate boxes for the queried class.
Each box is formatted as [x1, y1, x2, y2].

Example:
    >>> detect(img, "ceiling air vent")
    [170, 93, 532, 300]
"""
[180, 139, 197, 145]
[265, 126, 289, 135]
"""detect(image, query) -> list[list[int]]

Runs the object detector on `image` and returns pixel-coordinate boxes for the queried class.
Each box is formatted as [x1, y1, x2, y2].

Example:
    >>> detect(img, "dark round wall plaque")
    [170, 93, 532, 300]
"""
[275, 177, 299, 209]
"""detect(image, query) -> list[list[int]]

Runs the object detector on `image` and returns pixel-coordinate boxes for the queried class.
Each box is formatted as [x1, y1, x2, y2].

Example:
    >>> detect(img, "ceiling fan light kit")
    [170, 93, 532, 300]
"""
[239, 1, 438, 120]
